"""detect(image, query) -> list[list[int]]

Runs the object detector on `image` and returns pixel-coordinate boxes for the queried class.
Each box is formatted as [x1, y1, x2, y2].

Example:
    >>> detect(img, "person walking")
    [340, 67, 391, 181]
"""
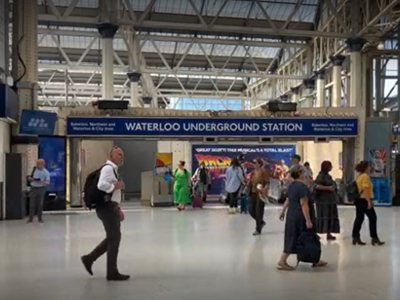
[289, 155, 312, 187]
[173, 161, 191, 211]
[351, 161, 385, 246]
[192, 162, 210, 202]
[81, 147, 130, 281]
[247, 158, 270, 236]
[27, 159, 50, 223]
[313, 161, 340, 240]
[277, 165, 328, 270]
[304, 162, 314, 181]
[225, 157, 245, 214]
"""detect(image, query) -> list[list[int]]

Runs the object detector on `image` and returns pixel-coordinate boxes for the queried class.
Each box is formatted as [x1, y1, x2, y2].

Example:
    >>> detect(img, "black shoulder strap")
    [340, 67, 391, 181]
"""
[101, 164, 118, 179]
[31, 167, 37, 177]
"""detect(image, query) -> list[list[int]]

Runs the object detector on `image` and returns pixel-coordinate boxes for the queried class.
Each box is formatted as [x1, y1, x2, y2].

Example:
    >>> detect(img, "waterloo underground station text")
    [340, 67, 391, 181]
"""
[125, 122, 304, 132]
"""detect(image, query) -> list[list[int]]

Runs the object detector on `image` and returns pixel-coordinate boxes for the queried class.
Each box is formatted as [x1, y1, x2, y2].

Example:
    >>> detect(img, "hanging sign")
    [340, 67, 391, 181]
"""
[66, 117, 358, 137]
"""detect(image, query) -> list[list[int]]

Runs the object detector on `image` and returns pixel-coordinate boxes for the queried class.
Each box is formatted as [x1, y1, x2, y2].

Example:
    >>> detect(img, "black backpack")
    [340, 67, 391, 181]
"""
[84, 164, 117, 209]
[346, 181, 360, 202]
[296, 231, 321, 266]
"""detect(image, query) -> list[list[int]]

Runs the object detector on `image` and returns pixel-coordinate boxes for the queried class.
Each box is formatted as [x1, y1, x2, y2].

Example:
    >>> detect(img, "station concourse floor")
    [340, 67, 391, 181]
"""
[0, 205, 399, 300]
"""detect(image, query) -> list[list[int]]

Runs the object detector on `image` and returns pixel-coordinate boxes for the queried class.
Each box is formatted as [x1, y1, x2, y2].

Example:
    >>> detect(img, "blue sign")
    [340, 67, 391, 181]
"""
[38, 136, 66, 194]
[191, 145, 296, 195]
[371, 177, 391, 206]
[67, 117, 358, 137]
[0, 84, 18, 122]
[19, 110, 57, 135]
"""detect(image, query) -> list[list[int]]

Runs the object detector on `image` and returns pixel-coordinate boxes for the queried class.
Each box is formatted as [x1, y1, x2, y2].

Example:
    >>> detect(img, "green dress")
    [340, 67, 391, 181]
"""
[173, 169, 191, 205]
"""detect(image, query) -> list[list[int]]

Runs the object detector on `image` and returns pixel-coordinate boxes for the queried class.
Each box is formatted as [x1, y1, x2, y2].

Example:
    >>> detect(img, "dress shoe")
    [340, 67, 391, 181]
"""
[371, 238, 385, 246]
[81, 255, 94, 276]
[352, 238, 366, 245]
[107, 273, 130, 281]
[327, 234, 336, 240]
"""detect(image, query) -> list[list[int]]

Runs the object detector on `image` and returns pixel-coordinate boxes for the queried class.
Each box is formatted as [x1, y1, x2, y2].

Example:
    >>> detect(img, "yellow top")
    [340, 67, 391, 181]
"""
[356, 173, 374, 200]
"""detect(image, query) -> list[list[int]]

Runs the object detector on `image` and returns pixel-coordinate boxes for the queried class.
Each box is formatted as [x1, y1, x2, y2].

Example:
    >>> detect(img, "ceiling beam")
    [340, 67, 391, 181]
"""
[38, 63, 307, 79]
[37, 28, 309, 48]
[37, 14, 352, 39]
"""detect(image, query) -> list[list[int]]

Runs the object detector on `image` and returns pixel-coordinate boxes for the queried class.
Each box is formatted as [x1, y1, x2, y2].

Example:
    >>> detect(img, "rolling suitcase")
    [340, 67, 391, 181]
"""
[240, 193, 249, 214]
[192, 182, 204, 209]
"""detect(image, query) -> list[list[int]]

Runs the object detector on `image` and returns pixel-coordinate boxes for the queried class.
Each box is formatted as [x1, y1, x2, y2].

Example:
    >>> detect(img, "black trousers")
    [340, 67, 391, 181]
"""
[249, 192, 265, 232]
[88, 202, 121, 276]
[352, 198, 378, 239]
[229, 187, 241, 208]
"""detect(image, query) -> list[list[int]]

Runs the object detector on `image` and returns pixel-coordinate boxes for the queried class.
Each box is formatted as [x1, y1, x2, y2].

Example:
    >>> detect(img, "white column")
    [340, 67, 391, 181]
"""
[330, 55, 345, 107]
[290, 87, 300, 103]
[315, 70, 325, 107]
[97, 23, 119, 99]
[346, 38, 366, 164]
[347, 38, 365, 107]
[11, 0, 38, 185]
[142, 97, 152, 108]
[302, 79, 315, 107]
[127, 72, 141, 107]
[269, 79, 277, 99]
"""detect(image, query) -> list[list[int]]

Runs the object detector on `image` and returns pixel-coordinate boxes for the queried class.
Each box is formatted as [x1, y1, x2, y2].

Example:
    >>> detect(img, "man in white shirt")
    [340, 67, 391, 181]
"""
[81, 147, 129, 281]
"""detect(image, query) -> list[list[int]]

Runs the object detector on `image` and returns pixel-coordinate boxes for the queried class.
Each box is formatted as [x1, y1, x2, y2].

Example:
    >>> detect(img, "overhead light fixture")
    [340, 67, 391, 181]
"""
[6, 76, 14, 87]
[377, 42, 385, 50]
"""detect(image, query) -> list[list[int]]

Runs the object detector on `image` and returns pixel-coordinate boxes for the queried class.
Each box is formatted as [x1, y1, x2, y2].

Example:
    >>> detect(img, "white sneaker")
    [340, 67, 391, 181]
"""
[228, 208, 236, 214]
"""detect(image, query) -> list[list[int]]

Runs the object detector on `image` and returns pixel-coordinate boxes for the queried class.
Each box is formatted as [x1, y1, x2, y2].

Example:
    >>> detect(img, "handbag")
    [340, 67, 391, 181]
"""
[27, 167, 37, 187]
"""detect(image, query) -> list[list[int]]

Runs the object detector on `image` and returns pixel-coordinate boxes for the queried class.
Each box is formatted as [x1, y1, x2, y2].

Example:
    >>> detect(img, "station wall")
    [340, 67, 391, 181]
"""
[302, 141, 343, 180]
[0, 121, 10, 182]
[114, 140, 157, 196]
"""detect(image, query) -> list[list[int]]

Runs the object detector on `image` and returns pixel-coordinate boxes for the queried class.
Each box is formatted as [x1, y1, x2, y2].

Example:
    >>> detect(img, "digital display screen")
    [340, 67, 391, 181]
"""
[38, 136, 66, 193]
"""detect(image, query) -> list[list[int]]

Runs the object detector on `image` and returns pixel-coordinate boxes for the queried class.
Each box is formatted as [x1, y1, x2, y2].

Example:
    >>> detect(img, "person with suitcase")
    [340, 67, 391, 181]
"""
[192, 162, 210, 203]
[277, 165, 328, 271]
[225, 157, 245, 214]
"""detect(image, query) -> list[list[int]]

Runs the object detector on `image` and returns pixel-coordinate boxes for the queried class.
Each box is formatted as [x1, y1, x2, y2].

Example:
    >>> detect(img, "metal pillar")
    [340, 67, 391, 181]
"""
[346, 38, 366, 164]
[0, 0, 9, 82]
[303, 79, 315, 107]
[11, 0, 38, 184]
[270, 79, 277, 99]
[346, 38, 366, 107]
[97, 23, 119, 99]
[330, 55, 345, 107]
[315, 70, 325, 107]
[375, 57, 383, 113]
[69, 138, 82, 207]
[290, 86, 300, 103]
[127, 72, 141, 107]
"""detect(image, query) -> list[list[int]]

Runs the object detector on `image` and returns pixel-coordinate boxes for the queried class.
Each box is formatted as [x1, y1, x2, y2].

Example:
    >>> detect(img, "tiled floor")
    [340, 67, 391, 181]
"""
[0, 205, 398, 300]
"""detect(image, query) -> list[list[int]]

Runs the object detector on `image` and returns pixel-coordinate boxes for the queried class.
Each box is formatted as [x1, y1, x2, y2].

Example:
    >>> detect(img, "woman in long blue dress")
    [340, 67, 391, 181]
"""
[277, 165, 328, 270]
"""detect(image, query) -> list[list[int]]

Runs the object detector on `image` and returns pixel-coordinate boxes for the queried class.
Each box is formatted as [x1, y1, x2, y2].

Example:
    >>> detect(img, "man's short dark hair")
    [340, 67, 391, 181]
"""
[292, 154, 301, 161]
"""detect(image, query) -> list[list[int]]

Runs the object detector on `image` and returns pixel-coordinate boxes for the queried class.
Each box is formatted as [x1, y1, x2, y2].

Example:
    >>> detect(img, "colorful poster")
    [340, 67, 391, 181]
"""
[369, 149, 391, 206]
[369, 149, 387, 178]
[154, 153, 172, 181]
[191, 145, 296, 195]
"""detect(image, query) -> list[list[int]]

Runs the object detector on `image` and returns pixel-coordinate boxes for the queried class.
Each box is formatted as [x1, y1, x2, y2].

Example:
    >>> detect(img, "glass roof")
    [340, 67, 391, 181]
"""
[38, 0, 319, 23]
